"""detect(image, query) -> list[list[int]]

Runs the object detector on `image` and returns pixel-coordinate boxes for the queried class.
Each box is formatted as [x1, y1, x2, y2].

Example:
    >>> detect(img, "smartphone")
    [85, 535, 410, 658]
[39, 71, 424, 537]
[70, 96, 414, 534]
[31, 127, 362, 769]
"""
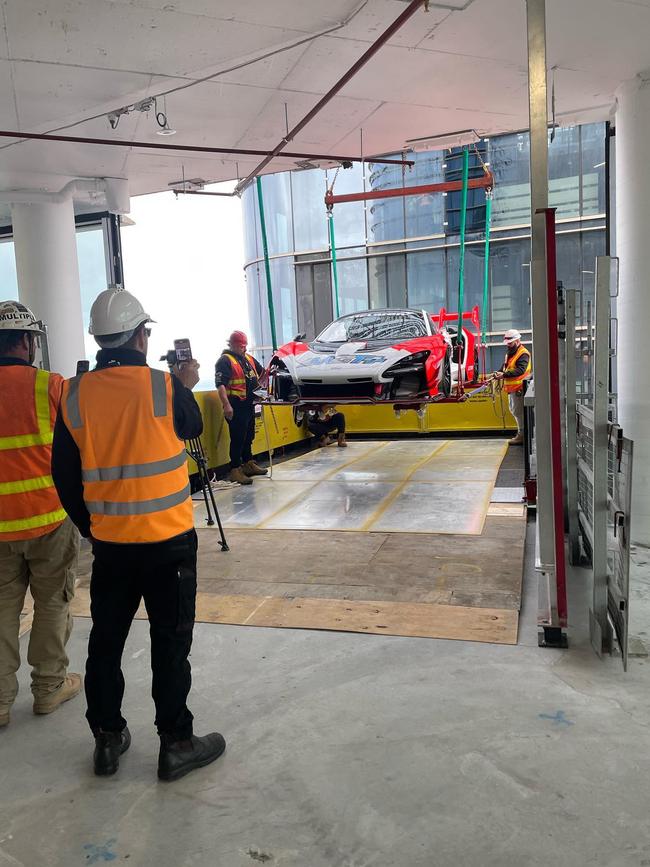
[76, 360, 90, 375]
[173, 338, 193, 364]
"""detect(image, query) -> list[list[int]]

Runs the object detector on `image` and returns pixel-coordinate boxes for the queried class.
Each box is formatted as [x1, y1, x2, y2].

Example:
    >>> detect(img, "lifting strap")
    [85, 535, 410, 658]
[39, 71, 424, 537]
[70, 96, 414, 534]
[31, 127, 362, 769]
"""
[255, 176, 278, 353]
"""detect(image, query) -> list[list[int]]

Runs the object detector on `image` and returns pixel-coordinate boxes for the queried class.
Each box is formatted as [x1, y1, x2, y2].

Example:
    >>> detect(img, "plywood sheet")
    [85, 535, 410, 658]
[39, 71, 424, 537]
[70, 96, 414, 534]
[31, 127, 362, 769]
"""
[69, 587, 518, 645]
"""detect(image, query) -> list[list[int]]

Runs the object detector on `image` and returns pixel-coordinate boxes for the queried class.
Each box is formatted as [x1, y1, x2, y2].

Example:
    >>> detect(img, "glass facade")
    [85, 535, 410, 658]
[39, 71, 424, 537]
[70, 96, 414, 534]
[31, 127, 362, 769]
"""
[242, 123, 607, 366]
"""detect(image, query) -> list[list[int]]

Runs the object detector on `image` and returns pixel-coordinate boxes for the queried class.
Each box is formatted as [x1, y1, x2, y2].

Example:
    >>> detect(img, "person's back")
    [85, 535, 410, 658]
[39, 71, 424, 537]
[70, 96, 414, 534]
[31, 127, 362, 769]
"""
[0, 301, 81, 727]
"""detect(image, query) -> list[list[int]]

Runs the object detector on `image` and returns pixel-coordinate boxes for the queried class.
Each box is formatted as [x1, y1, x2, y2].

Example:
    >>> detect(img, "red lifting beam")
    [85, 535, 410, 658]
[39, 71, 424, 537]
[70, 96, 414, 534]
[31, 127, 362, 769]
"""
[324, 173, 494, 207]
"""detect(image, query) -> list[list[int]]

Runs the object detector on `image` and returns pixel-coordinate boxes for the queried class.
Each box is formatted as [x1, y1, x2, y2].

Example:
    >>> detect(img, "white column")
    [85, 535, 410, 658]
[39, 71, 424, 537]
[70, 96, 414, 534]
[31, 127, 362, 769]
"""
[11, 198, 85, 378]
[616, 75, 650, 544]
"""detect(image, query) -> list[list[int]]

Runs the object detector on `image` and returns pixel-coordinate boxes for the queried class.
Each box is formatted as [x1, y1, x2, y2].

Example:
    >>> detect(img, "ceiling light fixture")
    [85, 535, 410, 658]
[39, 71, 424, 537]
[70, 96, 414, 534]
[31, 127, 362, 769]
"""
[405, 129, 480, 153]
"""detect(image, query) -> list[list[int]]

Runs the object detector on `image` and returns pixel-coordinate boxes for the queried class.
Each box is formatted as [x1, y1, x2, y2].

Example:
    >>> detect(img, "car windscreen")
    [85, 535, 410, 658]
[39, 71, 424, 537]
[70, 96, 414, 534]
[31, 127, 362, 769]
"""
[316, 312, 426, 344]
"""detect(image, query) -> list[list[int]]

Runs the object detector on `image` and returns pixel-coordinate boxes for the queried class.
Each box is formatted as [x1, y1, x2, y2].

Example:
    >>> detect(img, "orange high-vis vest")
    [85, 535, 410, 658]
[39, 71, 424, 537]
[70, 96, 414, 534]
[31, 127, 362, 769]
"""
[223, 352, 257, 399]
[0, 366, 67, 541]
[61, 366, 194, 544]
[503, 344, 532, 393]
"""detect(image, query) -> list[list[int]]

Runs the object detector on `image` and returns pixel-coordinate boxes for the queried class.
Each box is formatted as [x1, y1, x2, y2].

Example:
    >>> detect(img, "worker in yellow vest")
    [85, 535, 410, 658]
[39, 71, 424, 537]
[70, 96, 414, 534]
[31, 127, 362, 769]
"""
[0, 301, 81, 727]
[494, 328, 532, 446]
[51, 287, 225, 781]
[214, 330, 268, 486]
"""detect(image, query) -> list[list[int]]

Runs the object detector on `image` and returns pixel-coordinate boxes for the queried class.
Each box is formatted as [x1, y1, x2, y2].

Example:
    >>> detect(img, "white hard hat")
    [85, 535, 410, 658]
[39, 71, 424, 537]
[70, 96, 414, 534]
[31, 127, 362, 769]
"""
[0, 300, 44, 333]
[89, 287, 154, 347]
[504, 329, 521, 344]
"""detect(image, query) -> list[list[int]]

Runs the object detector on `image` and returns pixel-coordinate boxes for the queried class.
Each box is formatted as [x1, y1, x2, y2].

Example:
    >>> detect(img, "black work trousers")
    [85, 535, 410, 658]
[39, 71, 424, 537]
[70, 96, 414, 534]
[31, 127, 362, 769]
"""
[227, 397, 255, 468]
[307, 412, 346, 439]
[85, 530, 197, 741]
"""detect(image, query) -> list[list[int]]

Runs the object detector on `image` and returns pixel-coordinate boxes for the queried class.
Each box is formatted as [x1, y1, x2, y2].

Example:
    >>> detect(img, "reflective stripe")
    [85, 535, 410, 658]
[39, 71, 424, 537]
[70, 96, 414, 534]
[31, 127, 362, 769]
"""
[0, 474, 55, 495]
[0, 369, 53, 450]
[34, 369, 51, 437]
[151, 369, 167, 417]
[86, 483, 190, 516]
[66, 374, 85, 430]
[82, 449, 187, 482]
[0, 507, 67, 534]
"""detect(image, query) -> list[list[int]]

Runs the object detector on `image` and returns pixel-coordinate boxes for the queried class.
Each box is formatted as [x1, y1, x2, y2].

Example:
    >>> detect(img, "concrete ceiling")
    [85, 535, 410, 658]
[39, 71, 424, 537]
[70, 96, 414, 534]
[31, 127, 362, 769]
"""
[0, 0, 649, 211]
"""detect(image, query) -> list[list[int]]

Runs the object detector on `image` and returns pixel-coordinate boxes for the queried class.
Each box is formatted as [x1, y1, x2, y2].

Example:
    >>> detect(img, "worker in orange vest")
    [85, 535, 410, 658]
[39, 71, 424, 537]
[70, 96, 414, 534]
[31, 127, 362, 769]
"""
[0, 301, 81, 727]
[494, 328, 532, 446]
[51, 287, 225, 781]
[214, 330, 268, 486]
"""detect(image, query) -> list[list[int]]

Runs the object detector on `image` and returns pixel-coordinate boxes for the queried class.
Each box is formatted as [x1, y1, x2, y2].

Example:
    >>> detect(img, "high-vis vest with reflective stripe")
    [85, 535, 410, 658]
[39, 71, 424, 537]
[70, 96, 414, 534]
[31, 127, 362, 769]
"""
[61, 366, 194, 544]
[0, 366, 67, 541]
[223, 352, 257, 399]
[503, 345, 532, 394]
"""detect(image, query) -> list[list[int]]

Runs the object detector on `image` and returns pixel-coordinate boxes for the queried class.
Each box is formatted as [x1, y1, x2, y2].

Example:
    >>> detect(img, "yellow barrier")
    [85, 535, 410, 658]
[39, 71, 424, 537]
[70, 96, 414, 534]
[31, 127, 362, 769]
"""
[190, 389, 515, 470]
[192, 392, 310, 470]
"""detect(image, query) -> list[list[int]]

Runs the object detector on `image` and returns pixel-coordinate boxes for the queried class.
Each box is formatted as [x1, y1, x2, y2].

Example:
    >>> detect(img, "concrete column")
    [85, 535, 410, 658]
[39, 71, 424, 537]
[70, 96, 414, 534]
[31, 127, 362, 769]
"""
[615, 74, 650, 544]
[11, 198, 85, 378]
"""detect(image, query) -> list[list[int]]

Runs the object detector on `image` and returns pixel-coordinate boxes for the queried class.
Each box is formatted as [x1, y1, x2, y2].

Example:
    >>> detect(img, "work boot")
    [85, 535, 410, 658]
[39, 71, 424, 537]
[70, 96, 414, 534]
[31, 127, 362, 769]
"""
[0, 704, 11, 728]
[158, 732, 226, 782]
[229, 467, 253, 486]
[337, 433, 347, 448]
[93, 727, 131, 776]
[508, 433, 524, 446]
[33, 673, 82, 715]
[242, 460, 268, 477]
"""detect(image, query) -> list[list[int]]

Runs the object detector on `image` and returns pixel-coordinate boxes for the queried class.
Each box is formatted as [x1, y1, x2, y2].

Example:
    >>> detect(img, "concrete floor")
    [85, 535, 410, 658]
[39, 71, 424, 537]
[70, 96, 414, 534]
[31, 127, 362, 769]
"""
[2, 526, 650, 867]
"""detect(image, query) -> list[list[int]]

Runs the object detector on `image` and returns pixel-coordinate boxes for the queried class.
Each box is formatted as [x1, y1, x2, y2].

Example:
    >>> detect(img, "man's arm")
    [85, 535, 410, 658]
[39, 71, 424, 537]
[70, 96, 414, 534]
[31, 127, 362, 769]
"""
[215, 357, 234, 420]
[51, 413, 91, 538]
[171, 374, 203, 440]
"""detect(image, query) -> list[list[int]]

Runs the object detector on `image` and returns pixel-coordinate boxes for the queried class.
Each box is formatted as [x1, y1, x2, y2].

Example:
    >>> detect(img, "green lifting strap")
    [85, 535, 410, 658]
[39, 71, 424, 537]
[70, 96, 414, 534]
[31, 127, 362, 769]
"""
[482, 191, 493, 347]
[328, 211, 341, 319]
[255, 176, 278, 352]
[457, 146, 469, 342]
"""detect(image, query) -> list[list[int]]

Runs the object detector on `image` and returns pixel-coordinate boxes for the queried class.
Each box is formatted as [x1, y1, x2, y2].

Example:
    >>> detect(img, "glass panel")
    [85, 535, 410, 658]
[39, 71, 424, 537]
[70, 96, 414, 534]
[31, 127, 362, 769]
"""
[269, 256, 297, 344]
[336, 257, 368, 315]
[444, 145, 488, 236]
[76, 227, 109, 361]
[406, 249, 446, 311]
[556, 232, 581, 293]
[579, 229, 606, 324]
[580, 123, 606, 216]
[258, 173, 293, 256]
[292, 168, 328, 252]
[446, 244, 486, 315]
[313, 261, 333, 334]
[489, 238, 532, 335]
[548, 126, 580, 218]
[0, 238, 18, 296]
[387, 253, 407, 308]
[368, 256, 387, 308]
[245, 262, 272, 363]
[325, 163, 365, 248]
[241, 184, 260, 266]
[405, 150, 445, 238]
[296, 263, 316, 341]
[489, 132, 531, 227]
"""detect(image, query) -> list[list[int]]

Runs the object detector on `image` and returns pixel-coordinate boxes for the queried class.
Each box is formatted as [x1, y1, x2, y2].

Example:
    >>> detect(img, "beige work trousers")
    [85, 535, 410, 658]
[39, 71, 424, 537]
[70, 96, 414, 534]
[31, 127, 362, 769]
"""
[508, 390, 525, 434]
[0, 517, 79, 706]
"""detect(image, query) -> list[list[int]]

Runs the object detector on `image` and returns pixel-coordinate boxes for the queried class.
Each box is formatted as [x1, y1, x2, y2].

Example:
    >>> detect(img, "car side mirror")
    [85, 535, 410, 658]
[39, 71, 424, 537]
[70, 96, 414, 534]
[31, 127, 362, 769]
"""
[294, 333, 306, 341]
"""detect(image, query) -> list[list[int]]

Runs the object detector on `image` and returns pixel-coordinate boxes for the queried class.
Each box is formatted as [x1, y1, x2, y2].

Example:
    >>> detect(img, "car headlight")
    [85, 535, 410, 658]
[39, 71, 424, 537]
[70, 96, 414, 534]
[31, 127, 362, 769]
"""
[383, 350, 430, 378]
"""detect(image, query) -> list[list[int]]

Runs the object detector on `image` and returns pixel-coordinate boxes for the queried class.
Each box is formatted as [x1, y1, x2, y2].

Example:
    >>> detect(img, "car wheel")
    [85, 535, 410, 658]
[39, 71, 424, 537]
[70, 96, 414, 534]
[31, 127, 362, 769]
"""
[439, 351, 451, 398]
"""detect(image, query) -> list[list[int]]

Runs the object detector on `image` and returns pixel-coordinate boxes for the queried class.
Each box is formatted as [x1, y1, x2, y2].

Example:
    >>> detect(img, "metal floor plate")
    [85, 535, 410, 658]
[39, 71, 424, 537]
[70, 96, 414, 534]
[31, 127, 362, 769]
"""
[200, 439, 506, 535]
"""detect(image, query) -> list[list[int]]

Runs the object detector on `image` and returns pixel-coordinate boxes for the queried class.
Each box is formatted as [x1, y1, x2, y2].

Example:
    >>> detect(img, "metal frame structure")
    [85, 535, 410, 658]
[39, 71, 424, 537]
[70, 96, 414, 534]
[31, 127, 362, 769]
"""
[527, 0, 565, 646]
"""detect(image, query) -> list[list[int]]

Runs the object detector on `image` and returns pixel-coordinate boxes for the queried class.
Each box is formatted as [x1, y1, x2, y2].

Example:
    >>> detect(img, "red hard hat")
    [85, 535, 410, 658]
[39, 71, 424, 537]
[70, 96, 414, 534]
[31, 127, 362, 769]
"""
[228, 330, 248, 345]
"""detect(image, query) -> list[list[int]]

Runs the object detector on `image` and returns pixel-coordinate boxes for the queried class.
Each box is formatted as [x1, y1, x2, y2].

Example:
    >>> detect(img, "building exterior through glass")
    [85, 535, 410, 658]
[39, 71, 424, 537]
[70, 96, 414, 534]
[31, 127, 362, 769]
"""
[242, 123, 606, 370]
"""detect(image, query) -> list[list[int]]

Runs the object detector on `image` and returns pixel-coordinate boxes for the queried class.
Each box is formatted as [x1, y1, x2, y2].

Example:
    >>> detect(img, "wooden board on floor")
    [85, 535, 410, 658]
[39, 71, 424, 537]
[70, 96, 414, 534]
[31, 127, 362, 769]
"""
[69, 586, 518, 645]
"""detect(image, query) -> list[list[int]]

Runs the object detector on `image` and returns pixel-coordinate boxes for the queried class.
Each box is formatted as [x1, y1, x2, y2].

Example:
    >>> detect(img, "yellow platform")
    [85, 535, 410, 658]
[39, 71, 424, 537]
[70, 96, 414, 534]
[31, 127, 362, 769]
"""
[191, 389, 515, 470]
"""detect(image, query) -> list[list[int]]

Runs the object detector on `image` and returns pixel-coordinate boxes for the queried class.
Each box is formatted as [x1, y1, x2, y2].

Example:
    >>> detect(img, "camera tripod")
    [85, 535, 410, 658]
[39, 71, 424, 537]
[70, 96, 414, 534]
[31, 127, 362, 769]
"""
[186, 436, 229, 552]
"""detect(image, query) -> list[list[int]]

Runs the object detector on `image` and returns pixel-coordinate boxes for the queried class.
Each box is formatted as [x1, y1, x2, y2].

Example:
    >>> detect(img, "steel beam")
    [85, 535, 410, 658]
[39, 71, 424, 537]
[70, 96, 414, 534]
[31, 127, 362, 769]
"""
[324, 174, 494, 206]
[526, 0, 558, 628]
